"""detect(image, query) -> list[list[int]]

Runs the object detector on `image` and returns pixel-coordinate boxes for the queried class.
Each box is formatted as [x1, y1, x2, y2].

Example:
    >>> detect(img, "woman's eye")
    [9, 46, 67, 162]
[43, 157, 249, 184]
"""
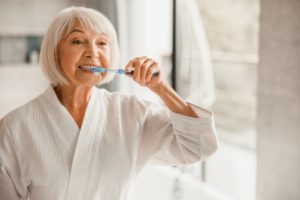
[98, 42, 108, 46]
[72, 40, 84, 45]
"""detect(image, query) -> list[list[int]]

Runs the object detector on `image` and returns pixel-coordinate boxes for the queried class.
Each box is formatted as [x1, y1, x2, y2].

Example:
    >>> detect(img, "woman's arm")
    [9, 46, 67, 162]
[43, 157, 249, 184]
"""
[127, 93, 218, 167]
[0, 122, 29, 200]
[124, 56, 218, 166]
[151, 79, 199, 118]
[125, 56, 199, 118]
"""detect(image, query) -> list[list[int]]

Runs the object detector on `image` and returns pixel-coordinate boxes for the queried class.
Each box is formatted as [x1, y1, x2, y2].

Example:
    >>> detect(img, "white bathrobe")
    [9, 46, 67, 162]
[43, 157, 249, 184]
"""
[0, 86, 218, 200]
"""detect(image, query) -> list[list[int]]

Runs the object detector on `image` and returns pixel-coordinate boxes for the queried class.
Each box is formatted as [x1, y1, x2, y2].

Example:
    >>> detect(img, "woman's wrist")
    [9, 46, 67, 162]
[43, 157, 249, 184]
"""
[151, 80, 199, 118]
[150, 79, 169, 95]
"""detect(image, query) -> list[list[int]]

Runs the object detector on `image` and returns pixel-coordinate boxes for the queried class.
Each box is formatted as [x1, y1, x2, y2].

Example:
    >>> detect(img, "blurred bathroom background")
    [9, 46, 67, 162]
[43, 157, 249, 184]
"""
[0, 0, 299, 200]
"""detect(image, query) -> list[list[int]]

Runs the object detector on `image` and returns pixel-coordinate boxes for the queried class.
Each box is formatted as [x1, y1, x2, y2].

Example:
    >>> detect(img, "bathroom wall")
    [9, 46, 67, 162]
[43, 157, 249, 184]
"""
[0, 0, 71, 35]
[0, 0, 71, 64]
[257, 0, 300, 199]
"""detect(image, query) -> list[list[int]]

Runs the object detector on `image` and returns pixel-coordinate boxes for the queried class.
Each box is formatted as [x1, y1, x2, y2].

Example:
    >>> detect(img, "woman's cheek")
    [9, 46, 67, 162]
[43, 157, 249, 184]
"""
[99, 49, 111, 67]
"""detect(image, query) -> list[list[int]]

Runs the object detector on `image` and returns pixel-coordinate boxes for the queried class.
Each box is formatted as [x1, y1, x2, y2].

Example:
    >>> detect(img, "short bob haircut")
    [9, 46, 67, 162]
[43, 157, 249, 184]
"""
[40, 6, 120, 86]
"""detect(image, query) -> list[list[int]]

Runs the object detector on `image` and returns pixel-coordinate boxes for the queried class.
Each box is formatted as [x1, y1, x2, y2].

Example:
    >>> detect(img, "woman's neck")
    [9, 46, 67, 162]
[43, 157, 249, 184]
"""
[54, 85, 92, 108]
[54, 84, 93, 128]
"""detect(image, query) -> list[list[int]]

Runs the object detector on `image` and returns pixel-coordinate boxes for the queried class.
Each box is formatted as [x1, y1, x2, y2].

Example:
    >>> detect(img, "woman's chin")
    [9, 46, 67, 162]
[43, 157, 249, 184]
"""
[76, 72, 105, 85]
[71, 77, 103, 87]
[83, 78, 103, 86]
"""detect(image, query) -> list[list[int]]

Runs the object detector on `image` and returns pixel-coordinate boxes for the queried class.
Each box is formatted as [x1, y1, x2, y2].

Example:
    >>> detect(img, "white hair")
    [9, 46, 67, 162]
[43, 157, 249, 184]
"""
[39, 6, 120, 86]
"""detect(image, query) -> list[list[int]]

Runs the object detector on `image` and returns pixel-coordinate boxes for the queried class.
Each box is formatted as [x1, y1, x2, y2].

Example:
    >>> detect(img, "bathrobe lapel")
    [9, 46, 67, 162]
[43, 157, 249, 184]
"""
[45, 86, 132, 199]
[63, 87, 107, 200]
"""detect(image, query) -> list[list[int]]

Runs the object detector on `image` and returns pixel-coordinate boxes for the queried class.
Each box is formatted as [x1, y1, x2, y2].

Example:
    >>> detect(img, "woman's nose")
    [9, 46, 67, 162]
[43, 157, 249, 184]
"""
[84, 43, 100, 58]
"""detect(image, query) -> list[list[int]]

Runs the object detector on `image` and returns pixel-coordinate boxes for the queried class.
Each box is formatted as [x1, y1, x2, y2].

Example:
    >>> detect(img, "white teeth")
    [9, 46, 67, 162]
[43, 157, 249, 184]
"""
[79, 65, 93, 71]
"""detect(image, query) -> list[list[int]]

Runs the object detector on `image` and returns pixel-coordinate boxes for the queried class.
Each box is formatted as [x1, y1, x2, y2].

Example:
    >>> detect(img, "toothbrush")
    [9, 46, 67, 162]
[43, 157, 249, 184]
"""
[80, 66, 159, 77]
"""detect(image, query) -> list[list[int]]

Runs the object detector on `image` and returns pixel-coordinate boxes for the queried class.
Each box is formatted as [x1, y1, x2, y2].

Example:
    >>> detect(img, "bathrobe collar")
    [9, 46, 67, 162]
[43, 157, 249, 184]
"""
[44, 85, 97, 131]
[43, 85, 107, 199]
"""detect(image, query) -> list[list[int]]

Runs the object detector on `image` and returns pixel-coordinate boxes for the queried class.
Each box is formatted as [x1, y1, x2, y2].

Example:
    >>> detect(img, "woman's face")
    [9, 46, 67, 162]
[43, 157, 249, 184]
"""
[57, 21, 111, 87]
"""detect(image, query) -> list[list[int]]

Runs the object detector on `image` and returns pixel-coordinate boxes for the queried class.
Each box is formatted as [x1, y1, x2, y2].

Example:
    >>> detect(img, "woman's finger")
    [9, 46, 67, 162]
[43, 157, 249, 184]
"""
[133, 56, 148, 81]
[145, 62, 159, 83]
[140, 59, 154, 84]
[124, 60, 134, 76]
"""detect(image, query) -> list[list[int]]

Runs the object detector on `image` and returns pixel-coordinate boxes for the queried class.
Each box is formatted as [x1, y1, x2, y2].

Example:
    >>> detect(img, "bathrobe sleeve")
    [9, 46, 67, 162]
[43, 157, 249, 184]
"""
[0, 120, 29, 200]
[130, 96, 219, 167]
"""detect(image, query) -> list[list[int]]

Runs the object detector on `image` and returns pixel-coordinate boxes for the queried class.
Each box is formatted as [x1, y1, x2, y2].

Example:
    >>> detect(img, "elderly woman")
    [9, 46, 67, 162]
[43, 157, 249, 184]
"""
[0, 6, 218, 200]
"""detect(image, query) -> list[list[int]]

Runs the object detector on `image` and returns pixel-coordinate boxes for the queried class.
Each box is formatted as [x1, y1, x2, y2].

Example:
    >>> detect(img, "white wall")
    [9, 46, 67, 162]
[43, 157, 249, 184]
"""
[257, 0, 300, 199]
[0, 0, 71, 36]
[0, 65, 48, 118]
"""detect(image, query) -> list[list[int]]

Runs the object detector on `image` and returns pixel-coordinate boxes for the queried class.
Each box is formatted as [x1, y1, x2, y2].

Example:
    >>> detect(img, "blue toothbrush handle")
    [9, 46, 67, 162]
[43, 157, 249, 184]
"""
[121, 69, 159, 77]
[90, 67, 106, 73]
[89, 67, 159, 77]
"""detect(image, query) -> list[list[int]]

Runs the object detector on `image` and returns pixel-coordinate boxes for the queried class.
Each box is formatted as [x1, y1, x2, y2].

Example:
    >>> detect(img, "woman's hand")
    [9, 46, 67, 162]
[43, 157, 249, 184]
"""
[125, 56, 165, 91]
[125, 56, 199, 118]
